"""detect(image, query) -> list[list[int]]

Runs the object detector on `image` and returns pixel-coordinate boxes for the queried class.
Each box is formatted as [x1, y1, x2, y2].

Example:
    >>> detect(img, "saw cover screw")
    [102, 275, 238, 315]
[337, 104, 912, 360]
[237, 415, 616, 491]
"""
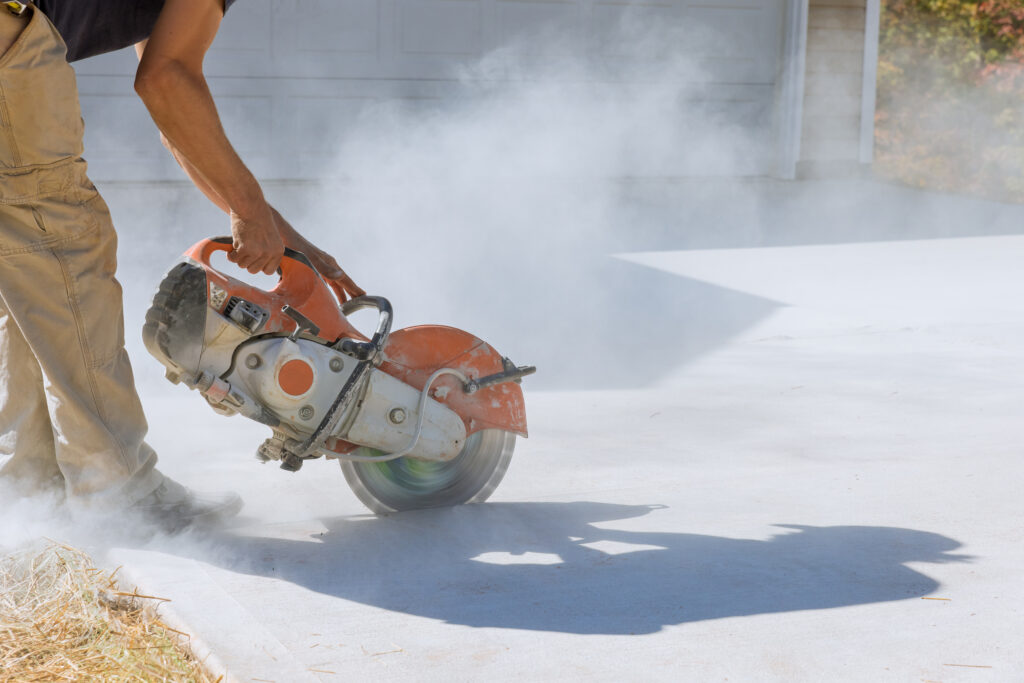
[245, 354, 262, 369]
[299, 405, 315, 420]
[329, 357, 344, 372]
[388, 407, 407, 424]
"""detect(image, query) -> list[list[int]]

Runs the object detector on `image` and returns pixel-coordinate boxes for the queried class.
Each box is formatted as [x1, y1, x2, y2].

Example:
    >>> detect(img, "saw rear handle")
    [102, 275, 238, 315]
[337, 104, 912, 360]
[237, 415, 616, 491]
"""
[335, 296, 393, 362]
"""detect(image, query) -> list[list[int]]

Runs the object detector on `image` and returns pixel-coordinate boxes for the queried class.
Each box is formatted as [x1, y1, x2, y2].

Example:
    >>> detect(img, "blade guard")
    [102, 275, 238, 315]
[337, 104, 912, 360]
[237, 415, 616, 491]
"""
[380, 326, 529, 438]
[186, 237, 364, 342]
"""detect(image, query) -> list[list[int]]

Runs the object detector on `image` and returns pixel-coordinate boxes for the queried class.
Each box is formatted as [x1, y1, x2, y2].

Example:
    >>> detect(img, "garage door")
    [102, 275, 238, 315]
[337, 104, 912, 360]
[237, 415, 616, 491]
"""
[74, 0, 785, 181]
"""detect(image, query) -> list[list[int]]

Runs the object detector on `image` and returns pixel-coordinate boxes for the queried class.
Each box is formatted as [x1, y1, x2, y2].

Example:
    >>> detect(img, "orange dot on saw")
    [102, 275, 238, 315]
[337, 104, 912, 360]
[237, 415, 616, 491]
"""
[279, 359, 314, 396]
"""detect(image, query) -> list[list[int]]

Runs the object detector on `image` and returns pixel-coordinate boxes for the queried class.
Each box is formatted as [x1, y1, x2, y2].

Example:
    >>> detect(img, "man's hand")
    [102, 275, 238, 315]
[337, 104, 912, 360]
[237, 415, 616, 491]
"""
[228, 205, 285, 275]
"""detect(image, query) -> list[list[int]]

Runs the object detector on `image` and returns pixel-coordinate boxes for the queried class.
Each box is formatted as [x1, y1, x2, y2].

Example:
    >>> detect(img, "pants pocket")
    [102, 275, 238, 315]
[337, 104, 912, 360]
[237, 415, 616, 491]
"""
[0, 202, 56, 254]
[59, 214, 125, 368]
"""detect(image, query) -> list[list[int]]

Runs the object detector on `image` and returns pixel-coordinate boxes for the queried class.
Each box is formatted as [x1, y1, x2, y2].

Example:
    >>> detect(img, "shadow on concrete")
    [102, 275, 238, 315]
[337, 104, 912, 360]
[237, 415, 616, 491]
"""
[196, 502, 968, 634]
[475, 258, 780, 390]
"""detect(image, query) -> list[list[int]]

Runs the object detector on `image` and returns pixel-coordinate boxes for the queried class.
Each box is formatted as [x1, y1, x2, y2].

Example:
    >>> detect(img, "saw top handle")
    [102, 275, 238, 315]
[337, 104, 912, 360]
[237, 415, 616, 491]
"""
[195, 237, 318, 297]
[185, 236, 360, 343]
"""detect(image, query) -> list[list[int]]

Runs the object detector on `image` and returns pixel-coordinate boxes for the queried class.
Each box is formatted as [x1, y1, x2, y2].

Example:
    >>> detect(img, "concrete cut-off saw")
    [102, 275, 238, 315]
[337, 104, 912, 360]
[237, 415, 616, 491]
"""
[143, 237, 534, 513]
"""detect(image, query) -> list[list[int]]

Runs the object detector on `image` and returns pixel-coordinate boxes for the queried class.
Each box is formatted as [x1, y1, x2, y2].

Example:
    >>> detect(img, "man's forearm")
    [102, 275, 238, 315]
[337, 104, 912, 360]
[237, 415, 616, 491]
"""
[163, 135, 230, 214]
[132, 0, 281, 275]
[135, 60, 263, 218]
[162, 130, 307, 254]
[131, 0, 362, 290]
[164, 144, 307, 255]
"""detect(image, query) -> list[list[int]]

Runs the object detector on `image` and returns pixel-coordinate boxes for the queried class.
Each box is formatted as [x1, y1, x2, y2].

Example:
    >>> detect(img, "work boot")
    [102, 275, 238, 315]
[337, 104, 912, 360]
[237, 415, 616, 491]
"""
[133, 475, 243, 533]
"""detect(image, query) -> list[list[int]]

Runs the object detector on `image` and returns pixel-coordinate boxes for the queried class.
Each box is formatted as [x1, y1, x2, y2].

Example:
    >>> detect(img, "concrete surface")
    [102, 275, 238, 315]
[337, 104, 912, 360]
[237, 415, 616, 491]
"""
[107, 230, 1024, 682]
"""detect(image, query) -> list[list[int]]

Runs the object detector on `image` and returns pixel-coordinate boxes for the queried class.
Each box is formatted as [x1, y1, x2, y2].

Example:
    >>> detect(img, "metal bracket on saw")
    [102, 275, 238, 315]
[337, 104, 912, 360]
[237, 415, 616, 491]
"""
[463, 360, 537, 394]
[282, 304, 320, 340]
[279, 295, 394, 468]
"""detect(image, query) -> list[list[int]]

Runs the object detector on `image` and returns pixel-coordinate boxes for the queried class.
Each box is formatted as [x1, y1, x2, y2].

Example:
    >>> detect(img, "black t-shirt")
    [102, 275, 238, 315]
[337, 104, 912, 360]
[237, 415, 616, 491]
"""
[34, 0, 238, 63]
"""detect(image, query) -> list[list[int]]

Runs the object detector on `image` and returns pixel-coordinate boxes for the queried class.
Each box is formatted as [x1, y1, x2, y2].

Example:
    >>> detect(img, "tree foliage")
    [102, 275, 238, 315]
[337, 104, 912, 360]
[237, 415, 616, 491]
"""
[876, 0, 1024, 200]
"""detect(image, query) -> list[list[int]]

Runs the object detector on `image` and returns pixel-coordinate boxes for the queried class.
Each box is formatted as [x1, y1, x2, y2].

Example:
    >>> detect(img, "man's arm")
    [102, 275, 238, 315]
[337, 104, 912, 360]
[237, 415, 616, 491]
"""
[137, 96, 364, 299]
[133, 2, 364, 298]
[133, 0, 281, 274]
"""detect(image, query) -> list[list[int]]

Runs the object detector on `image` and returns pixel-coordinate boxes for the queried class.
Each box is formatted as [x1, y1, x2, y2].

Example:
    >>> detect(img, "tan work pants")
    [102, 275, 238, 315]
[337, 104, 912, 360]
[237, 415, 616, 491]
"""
[0, 5, 160, 505]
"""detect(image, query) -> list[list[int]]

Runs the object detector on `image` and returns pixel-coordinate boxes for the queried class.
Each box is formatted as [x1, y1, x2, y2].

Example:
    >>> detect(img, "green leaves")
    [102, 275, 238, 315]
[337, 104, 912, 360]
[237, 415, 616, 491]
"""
[876, 0, 1024, 201]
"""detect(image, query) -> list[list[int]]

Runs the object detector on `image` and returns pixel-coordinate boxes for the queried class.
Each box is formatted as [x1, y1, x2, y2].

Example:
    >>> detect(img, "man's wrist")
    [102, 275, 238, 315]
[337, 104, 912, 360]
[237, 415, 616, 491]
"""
[269, 206, 305, 248]
[225, 178, 267, 220]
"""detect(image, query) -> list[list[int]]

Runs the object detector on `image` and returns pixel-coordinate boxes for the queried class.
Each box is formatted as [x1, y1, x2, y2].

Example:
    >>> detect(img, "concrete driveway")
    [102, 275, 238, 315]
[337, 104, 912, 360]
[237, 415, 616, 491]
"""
[104, 206, 1024, 682]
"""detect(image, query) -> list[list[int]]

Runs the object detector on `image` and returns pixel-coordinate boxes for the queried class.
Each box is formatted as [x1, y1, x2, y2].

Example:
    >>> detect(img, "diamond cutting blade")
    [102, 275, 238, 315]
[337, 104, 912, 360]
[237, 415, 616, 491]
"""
[340, 429, 515, 514]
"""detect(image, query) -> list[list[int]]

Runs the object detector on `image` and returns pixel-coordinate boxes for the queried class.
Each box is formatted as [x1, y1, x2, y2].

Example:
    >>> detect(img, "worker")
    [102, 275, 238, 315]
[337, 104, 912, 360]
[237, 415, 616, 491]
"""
[0, 0, 362, 528]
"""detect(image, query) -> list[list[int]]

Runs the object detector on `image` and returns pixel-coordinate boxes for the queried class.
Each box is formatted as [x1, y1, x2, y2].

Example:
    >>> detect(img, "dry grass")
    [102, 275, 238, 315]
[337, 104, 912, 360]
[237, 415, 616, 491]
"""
[0, 542, 218, 682]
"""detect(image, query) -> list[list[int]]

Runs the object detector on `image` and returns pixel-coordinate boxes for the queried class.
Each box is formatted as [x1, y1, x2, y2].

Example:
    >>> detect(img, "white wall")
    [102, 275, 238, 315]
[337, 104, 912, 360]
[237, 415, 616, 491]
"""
[73, 0, 789, 181]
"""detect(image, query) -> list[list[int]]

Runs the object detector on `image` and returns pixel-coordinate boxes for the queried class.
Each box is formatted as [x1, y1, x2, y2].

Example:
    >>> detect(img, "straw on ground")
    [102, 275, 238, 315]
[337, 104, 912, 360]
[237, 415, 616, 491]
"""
[0, 542, 217, 682]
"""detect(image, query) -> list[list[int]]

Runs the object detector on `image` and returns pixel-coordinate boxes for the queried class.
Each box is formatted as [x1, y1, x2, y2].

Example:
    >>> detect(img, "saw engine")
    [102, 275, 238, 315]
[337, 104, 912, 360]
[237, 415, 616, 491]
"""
[143, 237, 534, 513]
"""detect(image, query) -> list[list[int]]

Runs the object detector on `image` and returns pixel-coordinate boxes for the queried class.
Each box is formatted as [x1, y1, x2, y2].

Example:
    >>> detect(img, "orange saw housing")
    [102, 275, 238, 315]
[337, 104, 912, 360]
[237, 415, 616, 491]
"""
[184, 237, 528, 452]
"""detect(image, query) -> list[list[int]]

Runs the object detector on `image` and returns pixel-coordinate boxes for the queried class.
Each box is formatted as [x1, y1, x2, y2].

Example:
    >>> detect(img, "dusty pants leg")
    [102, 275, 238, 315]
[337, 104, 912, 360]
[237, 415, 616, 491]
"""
[0, 292, 61, 493]
[0, 4, 161, 507]
[0, 196, 161, 506]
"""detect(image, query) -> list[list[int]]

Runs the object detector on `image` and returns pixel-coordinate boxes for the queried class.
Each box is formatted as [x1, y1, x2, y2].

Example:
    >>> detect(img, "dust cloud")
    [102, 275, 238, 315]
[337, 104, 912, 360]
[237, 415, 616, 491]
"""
[6, 5, 1023, 559]
[116, 17, 774, 392]
[3, 13, 770, 553]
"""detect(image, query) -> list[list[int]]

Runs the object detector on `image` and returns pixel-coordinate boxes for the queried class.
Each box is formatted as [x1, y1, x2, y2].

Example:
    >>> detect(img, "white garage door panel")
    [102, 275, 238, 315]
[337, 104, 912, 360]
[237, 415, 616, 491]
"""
[277, 0, 380, 56]
[74, 0, 786, 180]
[73, 46, 136, 76]
[215, 96, 274, 155]
[289, 96, 380, 153]
[214, 0, 272, 51]
[498, 1, 582, 51]
[688, 5, 780, 63]
[590, 3, 683, 56]
[591, 3, 780, 82]
[79, 94, 156, 158]
[400, 0, 483, 55]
